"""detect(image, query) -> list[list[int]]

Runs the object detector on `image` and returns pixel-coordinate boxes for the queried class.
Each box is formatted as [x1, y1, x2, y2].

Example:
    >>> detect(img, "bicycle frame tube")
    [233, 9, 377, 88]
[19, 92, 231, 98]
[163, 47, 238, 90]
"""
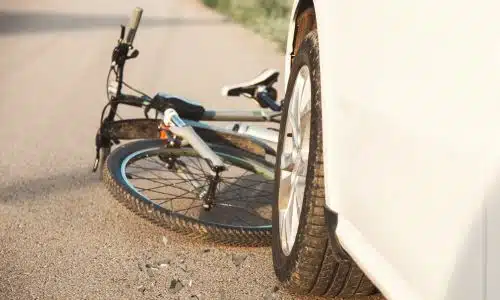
[164, 109, 226, 170]
[155, 108, 280, 145]
[200, 109, 281, 122]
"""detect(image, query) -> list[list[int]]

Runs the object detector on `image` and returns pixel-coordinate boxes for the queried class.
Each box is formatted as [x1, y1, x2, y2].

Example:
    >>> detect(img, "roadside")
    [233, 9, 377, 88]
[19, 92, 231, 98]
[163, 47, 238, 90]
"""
[201, 0, 291, 52]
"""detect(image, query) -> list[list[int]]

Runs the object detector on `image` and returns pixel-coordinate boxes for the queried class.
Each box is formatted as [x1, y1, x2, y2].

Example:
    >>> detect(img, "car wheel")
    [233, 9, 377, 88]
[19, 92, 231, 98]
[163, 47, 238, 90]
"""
[272, 30, 378, 297]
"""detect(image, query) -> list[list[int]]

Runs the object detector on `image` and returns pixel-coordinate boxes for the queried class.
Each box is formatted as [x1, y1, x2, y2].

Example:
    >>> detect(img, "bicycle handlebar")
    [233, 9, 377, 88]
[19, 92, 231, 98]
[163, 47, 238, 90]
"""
[126, 7, 143, 45]
[112, 93, 148, 108]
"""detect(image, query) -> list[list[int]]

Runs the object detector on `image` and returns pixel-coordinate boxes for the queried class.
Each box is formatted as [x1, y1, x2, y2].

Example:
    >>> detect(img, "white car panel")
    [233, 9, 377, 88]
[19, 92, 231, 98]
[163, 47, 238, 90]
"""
[286, 0, 500, 299]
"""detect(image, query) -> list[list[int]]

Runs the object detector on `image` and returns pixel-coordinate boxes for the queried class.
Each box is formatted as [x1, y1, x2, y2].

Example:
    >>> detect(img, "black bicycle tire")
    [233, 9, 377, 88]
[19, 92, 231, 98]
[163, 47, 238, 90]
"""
[103, 139, 274, 246]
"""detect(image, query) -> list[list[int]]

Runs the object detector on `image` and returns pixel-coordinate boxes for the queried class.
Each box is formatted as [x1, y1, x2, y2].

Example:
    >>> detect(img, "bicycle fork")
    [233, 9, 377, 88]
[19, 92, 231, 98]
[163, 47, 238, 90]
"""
[162, 108, 226, 210]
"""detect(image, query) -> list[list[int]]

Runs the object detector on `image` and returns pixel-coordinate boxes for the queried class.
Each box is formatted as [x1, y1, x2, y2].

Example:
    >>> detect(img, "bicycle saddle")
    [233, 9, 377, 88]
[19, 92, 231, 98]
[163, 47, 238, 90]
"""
[148, 93, 205, 121]
[221, 69, 279, 97]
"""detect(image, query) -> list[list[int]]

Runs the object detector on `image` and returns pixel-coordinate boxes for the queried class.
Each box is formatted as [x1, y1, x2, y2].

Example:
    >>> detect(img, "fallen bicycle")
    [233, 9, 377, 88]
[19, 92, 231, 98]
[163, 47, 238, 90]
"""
[92, 8, 282, 246]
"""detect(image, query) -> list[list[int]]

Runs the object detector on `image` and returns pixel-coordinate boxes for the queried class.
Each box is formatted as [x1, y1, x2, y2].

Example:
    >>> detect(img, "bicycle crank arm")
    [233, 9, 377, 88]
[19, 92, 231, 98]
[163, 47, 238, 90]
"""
[163, 109, 226, 171]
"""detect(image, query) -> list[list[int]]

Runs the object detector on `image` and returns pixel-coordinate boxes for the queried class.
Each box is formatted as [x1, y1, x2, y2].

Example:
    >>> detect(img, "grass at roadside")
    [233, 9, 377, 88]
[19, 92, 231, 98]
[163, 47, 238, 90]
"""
[202, 0, 291, 52]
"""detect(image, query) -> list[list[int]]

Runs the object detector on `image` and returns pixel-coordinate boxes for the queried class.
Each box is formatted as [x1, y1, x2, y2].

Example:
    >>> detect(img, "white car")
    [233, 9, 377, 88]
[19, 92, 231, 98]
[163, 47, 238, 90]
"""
[272, 1, 499, 300]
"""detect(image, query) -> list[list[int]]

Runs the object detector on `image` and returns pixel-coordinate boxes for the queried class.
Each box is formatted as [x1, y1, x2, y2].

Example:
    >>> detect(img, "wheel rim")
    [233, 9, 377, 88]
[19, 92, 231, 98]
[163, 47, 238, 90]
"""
[120, 146, 274, 229]
[278, 65, 312, 255]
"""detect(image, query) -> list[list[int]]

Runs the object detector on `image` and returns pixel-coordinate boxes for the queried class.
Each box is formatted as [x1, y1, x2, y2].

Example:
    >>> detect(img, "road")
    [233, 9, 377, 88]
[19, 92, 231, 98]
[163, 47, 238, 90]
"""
[0, 1, 383, 299]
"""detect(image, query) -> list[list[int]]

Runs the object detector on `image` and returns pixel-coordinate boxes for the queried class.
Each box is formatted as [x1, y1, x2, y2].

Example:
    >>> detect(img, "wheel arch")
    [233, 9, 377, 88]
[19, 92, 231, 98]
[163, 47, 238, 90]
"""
[284, 0, 317, 89]
[284, 0, 349, 260]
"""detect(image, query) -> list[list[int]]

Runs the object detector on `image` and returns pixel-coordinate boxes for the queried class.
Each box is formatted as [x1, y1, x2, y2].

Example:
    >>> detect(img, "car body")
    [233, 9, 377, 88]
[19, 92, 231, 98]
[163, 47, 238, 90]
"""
[283, 1, 500, 299]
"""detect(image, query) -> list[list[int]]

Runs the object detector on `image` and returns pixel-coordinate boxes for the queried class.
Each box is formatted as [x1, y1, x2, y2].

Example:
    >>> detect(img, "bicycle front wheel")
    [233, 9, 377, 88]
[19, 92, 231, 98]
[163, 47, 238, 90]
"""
[103, 139, 274, 246]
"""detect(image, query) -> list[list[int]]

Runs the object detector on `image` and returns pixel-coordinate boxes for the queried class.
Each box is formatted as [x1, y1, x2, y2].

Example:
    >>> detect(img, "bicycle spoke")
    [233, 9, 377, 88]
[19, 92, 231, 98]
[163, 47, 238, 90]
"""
[183, 157, 209, 175]
[232, 214, 251, 226]
[219, 180, 273, 197]
[131, 172, 205, 191]
[178, 198, 199, 214]
[122, 146, 273, 230]
[219, 176, 270, 183]
[155, 187, 201, 206]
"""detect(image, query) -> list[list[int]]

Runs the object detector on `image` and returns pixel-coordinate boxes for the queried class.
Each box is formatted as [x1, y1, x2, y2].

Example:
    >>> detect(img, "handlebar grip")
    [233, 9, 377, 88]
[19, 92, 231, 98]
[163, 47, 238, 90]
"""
[118, 94, 145, 107]
[126, 7, 143, 45]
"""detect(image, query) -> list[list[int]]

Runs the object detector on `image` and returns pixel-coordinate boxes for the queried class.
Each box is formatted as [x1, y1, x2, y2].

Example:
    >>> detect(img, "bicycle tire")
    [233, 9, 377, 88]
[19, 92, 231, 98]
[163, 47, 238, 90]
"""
[98, 147, 111, 180]
[103, 139, 275, 246]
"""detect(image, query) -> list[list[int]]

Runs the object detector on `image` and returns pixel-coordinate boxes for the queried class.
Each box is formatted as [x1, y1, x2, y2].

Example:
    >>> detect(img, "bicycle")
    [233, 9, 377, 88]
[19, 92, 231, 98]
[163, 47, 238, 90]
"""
[92, 8, 283, 246]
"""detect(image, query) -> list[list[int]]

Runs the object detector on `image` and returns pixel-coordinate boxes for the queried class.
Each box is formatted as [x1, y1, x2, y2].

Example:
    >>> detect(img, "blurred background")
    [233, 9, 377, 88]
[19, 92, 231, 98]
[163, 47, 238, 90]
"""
[202, 0, 291, 52]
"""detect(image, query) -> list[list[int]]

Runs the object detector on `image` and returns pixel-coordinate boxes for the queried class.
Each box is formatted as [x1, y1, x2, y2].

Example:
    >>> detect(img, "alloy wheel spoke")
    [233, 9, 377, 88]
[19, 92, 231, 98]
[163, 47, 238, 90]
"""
[280, 151, 295, 172]
[279, 170, 292, 209]
[278, 65, 312, 255]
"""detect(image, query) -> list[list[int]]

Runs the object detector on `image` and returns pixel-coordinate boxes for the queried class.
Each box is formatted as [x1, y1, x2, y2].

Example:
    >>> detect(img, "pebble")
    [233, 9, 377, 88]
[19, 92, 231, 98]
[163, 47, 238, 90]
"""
[169, 279, 184, 294]
[179, 263, 188, 272]
[157, 258, 172, 267]
[231, 253, 248, 267]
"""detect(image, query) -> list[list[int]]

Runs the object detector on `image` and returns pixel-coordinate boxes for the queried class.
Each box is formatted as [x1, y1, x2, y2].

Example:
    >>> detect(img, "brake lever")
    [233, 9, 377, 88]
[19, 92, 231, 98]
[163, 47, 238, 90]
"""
[127, 49, 139, 60]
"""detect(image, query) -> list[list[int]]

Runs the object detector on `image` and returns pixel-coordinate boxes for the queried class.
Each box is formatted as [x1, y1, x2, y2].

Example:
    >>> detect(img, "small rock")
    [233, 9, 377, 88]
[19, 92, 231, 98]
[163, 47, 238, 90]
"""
[189, 295, 199, 300]
[157, 258, 171, 268]
[146, 268, 155, 278]
[145, 263, 159, 270]
[162, 236, 168, 246]
[203, 249, 210, 253]
[169, 279, 183, 294]
[137, 285, 146, 293]
[272, 285, 279, 293]
[137, 262, 144, 272]
[179, 264, 188, 272]
[231, 253, 248, 267]
[188, 280, 193, 287]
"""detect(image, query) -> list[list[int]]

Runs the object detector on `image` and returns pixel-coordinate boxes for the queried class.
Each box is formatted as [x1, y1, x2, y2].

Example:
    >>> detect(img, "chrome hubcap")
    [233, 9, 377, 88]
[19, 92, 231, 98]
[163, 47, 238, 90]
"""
[278, 65, 312, 255]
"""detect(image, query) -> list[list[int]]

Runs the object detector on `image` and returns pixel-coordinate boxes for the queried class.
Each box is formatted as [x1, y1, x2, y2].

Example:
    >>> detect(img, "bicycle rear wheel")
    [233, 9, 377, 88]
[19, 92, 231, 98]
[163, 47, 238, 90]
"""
[103, 139, 274, 246]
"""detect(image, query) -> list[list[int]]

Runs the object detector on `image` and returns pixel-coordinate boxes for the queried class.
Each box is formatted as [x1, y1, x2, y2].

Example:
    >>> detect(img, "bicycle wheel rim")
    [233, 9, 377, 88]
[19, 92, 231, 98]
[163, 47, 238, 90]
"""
[118, 144, 274, 230]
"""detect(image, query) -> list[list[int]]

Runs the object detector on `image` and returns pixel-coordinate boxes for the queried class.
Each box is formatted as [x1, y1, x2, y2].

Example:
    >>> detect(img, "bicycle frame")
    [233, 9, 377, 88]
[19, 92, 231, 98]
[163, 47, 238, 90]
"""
[94, 7, 281, 210]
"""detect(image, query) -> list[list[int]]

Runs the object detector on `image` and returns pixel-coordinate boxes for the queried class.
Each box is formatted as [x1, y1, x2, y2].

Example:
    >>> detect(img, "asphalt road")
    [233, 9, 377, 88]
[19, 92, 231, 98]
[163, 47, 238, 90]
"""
[0, 1, 384, 299]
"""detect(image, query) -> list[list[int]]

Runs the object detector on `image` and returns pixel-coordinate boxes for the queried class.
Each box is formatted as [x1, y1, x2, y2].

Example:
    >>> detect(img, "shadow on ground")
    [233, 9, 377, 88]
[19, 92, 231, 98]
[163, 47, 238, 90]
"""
[0, 10, 230, 35]
[0, 168, 101, 203]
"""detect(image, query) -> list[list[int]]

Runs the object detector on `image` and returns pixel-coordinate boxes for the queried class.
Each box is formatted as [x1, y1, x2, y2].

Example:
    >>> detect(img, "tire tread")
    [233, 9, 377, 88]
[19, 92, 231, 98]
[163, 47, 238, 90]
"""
[102, 141, 272, 247]
[272, 30, 378, 297]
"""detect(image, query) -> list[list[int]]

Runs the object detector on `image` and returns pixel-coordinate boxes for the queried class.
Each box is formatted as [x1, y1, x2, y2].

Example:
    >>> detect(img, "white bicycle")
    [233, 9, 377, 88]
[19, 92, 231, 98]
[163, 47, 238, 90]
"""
[92, 8, 282, 246]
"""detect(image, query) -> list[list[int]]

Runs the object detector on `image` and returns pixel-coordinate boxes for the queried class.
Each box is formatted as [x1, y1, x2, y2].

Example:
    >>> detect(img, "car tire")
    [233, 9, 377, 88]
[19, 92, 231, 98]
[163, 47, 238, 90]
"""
[272, 30, 378, 297]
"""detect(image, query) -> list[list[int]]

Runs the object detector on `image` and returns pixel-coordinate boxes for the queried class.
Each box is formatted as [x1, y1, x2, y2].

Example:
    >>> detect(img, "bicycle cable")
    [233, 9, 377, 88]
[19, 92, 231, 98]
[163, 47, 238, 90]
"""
[122, 80, 152, 100]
